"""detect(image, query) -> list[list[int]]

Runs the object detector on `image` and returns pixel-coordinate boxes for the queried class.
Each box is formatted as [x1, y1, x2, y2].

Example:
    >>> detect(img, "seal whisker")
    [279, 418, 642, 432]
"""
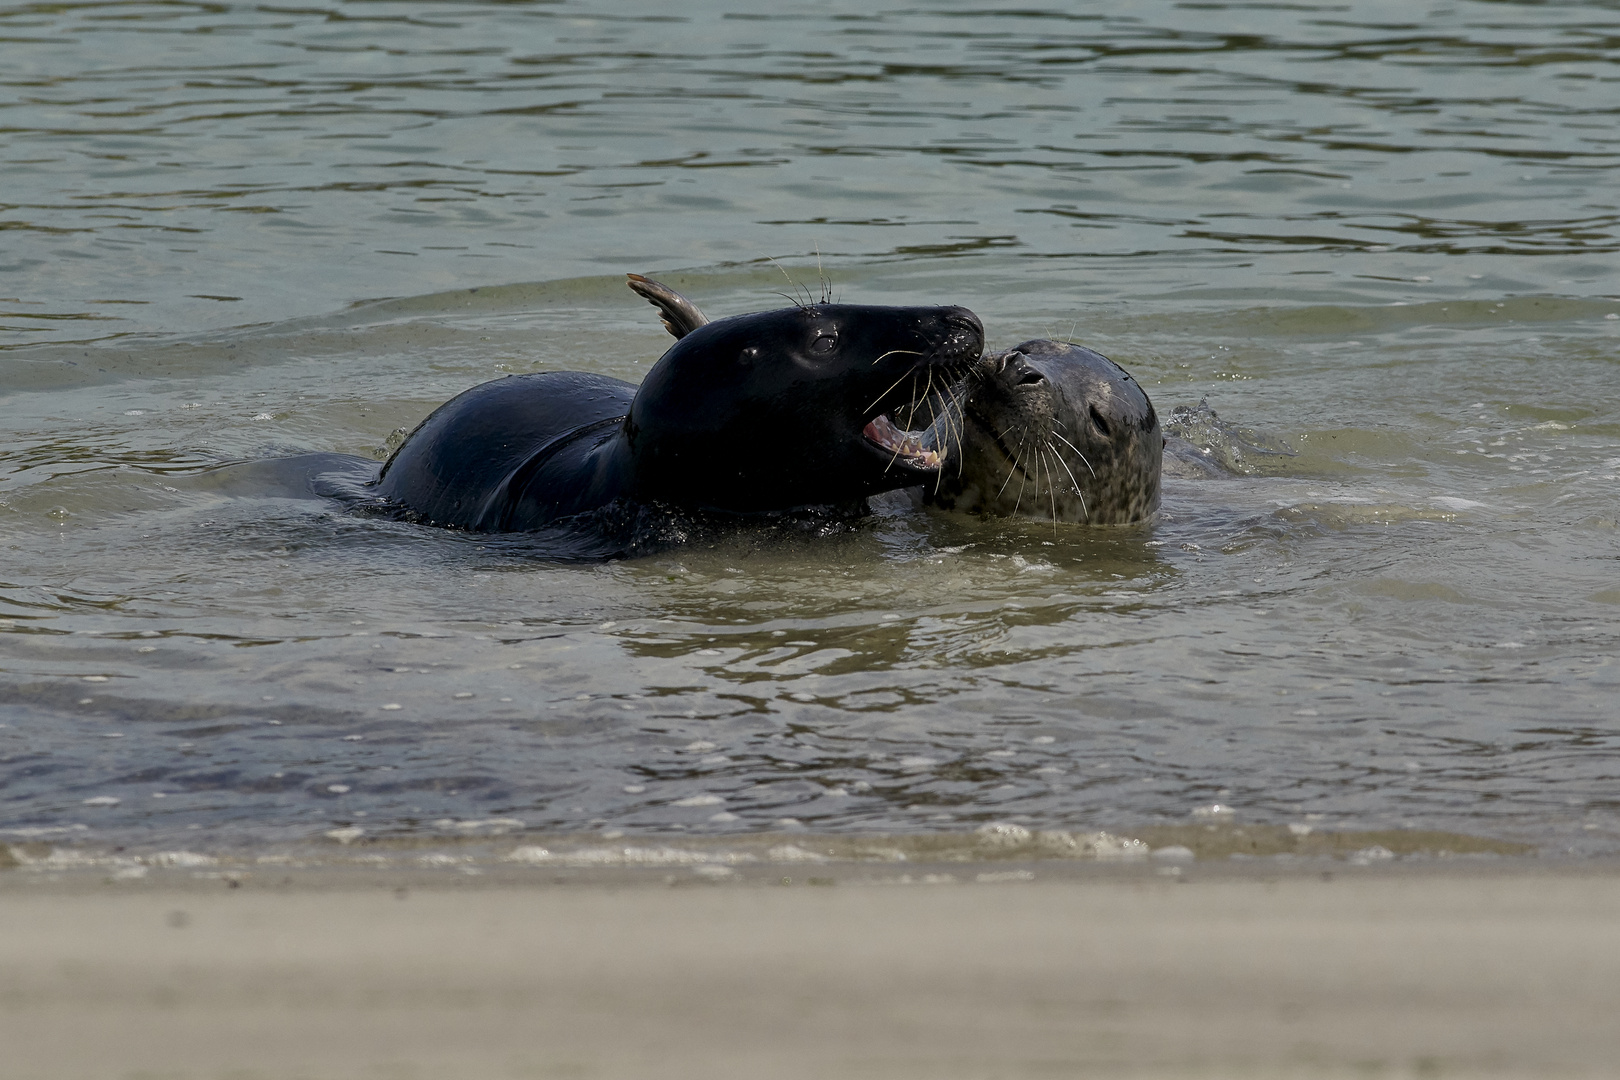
[924, 384, 949, 494]
[995, 424, 1038, 500]
[1047, 439, 1089, 522]
[870, 348, 925, 367]
[1049, 429, 1097, 479]
[880, 372, 923, 473]
[995, 435, 1022, 499]
[765, 256, 812, 310]
[1040, 448, 1060, 531]
[940, 377, 968, 480]
[863, 354, 929, 414]
[1008, 426, 1039, 515]
[921, 366, 965, 482]
[1046, 438, 1083, 495]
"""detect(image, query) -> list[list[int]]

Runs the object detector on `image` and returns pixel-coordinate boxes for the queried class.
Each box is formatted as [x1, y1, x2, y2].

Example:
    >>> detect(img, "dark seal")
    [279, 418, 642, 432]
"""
[927, 339, 1163, 525]
[370, 278, 983, 533]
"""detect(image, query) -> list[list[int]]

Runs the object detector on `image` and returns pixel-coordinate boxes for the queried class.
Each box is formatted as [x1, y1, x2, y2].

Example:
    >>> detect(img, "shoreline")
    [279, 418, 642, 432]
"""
[5, 857, 1619, 1078]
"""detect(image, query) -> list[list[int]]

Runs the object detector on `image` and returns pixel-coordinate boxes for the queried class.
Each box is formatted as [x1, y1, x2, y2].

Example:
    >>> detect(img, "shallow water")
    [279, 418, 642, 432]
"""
[3, 0, 1618, 859]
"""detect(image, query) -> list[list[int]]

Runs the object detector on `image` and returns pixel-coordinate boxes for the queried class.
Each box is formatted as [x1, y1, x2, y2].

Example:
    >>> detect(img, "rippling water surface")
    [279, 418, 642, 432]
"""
[3, 0, 1618, 859]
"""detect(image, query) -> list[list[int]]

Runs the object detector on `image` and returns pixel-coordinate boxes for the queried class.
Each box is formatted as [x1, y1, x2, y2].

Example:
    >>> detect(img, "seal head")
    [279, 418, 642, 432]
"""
[929, 338, 1162, 524]
[625, 301, 981, 512]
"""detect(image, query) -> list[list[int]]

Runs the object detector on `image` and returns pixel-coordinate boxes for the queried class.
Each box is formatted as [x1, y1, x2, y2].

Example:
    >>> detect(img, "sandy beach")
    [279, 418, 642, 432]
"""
[4, 860, 1618, 1079]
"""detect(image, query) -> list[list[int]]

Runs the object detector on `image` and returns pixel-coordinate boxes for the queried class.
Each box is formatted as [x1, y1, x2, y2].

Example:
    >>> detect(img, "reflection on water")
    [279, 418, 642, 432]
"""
[3, 0, 1620, 861]
[4, 0, 1617, 345]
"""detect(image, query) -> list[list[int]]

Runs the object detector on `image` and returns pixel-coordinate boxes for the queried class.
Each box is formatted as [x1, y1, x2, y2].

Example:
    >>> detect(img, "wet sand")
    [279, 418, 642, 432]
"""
[4, 862, 1619, 1079]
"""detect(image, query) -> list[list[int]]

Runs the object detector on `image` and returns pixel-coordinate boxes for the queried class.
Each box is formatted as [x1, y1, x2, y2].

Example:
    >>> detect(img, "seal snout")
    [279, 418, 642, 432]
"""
[935, 306, 985, 361]
[988, 349, 1049, 388]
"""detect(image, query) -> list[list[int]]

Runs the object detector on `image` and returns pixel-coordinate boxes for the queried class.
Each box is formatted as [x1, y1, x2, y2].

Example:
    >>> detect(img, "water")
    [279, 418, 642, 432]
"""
[3, 0, 1618, 861]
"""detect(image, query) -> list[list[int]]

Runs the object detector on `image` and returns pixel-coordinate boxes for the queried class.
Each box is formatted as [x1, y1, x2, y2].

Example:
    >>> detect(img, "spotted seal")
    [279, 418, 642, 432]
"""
[927, 339, 1162, 524]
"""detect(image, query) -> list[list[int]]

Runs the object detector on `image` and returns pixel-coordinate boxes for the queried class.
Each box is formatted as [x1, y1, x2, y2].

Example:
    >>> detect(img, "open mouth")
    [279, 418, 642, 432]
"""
[859, 308, 982, 473]
[863, 413, 943, 471]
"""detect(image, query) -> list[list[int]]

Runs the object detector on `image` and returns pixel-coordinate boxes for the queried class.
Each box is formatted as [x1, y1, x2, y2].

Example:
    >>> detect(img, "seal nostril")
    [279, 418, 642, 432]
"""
[1017, 370, 1046, 387]
[1089, 404, 1112, 437]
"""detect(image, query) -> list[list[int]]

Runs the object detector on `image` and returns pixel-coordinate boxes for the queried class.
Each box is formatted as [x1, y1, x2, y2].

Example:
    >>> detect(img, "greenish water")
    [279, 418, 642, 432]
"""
[2, 0, 1618, 858]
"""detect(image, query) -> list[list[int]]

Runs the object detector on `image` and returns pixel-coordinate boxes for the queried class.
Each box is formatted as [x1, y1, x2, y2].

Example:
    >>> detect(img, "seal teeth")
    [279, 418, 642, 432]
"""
[863, 414, 942, 469]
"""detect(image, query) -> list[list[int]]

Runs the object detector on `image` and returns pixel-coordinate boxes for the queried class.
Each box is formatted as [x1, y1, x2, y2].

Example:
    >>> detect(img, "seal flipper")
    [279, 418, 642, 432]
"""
[627, 273, 709, 339]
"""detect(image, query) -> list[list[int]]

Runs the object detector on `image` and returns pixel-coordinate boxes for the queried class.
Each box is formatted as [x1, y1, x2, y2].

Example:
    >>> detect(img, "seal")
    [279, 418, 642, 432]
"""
[629, 280, 1163, 526]
[928, 339, 1162, 524]
[370, 278, 983, 532]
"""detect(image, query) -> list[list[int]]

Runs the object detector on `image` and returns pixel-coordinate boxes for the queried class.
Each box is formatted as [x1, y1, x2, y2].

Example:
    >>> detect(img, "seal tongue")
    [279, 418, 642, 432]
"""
[863, 414, 942, 470]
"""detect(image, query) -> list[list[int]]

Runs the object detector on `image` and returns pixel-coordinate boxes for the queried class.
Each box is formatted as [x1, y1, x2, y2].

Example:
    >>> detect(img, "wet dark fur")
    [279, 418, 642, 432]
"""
[371, 290, 983, 531]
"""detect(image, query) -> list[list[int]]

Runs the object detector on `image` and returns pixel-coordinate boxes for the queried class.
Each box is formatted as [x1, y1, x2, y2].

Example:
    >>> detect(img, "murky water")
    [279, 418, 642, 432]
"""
[3, 0, 1618, 860]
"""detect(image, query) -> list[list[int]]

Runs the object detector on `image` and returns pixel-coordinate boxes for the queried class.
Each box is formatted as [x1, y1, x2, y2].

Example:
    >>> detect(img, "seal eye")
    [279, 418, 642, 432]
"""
[1089, 405, 1113, 437]
[809, 333, 837, 354]
[740, 346, 760, 363]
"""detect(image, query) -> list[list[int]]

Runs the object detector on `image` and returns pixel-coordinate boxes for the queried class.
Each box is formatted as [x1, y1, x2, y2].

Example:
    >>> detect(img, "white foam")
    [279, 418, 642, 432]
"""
[432, 817, 525, 833]
[766, 844, 826, 863]
[1350, 845, 1396, 865]
[692, 864, 736, 878]
[504, 846, 552, 864]
[148, 851, 217, 868]
[976, 823, 1032, 846]
[505, 845, 760, 868]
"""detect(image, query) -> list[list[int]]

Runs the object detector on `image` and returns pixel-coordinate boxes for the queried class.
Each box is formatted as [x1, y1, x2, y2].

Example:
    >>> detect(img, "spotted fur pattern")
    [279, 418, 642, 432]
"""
[928, 339, 1162, 525]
